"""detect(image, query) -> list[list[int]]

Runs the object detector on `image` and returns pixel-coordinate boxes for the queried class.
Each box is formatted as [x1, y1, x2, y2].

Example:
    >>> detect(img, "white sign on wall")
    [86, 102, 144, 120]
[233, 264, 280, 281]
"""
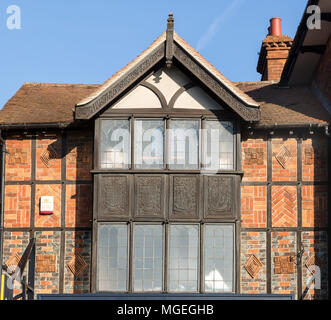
[40, 196, 54, 215]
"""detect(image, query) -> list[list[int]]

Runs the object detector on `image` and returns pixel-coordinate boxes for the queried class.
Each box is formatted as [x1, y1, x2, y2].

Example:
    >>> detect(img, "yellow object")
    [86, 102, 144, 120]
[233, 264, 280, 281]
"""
[0, 274, 5, 300]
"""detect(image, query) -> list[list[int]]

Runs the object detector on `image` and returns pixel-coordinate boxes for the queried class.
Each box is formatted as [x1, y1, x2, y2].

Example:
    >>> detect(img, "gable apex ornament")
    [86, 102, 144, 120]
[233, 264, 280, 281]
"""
[166, 13, 175, 68]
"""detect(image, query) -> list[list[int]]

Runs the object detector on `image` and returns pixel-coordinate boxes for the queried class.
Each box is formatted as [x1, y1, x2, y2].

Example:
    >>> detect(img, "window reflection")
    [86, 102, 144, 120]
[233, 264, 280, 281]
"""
[133, 225, 163, 292]
[203, 121, 234, 170]
[204, 225, 234, 292]
[168, 225, 199, 292]
[169, 120, 200, 169]
[100, 120, 130, 168]
[134, 120, 164, 169]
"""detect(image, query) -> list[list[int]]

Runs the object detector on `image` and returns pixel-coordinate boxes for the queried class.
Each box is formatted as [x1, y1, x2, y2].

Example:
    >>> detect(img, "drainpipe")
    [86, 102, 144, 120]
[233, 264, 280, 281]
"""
[0, 130, 5, 272]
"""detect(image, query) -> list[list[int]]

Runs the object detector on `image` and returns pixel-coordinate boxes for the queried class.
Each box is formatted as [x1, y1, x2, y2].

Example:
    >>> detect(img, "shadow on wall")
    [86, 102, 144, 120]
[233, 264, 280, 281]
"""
[301, 136, 329, 300]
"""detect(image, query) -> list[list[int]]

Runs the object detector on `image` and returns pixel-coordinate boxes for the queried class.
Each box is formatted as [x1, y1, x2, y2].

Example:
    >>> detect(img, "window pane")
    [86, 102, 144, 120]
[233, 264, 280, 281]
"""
[133, 225, 163, 292]
[100, 120, 130, 169]
[169, 225, 198, 292]
[97, 224, 128, 291]
[134, 120, 164, 169]
[203, 121, 234, 170]
[169, 120, 199, 169]
[204, 225, 234, 293]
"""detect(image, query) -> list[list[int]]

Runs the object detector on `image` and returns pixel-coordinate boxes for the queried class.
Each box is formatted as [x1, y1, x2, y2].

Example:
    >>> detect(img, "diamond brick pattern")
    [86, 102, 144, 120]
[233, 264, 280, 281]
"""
[272, 186, 297, 227]
[5, 253, 21, 274]
[67, 253, 88, 277]
[244, 254, 263, 279]
[275, 145, 291, 169]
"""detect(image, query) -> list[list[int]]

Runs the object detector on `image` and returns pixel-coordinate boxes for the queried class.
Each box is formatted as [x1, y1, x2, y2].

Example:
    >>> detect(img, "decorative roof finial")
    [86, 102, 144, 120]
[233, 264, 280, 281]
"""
[167, 13, 174, 29]
[166, 13, 174, 68]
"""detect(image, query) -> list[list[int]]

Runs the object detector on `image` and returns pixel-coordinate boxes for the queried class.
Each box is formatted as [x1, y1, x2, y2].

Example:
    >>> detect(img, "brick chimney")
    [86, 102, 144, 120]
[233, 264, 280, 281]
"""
[257, 18, 293, 82]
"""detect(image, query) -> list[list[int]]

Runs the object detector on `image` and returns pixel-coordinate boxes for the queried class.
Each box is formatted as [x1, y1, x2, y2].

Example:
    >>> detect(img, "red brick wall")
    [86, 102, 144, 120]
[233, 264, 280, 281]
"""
[241, 134, 329, 299]
[1, 130, 93, 297]
[262, 48, 291, 82]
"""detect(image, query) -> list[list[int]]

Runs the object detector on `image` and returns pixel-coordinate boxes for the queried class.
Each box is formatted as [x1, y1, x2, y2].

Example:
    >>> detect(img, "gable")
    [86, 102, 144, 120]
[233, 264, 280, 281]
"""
[75, 21, 260, 121]
[110, 67, 224, 111]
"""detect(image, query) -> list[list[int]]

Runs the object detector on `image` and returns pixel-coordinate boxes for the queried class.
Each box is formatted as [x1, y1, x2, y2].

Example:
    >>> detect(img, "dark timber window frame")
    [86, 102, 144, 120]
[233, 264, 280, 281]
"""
[95, 116, 238, 173]
[96, 222, 236, 293]
[92, 110, 242, 294]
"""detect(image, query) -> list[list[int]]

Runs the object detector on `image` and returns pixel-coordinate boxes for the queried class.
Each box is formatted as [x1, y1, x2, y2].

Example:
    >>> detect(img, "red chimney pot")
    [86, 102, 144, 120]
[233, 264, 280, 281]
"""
[270, 17, 282, 36]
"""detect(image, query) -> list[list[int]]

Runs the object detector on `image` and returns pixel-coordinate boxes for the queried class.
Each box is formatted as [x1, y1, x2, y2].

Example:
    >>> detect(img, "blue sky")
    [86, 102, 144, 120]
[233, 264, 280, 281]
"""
[0, 0, 307, 109]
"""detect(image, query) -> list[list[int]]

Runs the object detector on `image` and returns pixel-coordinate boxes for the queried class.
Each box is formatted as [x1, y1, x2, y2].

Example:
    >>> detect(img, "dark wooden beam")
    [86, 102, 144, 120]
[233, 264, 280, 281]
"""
[321, 12, 331, 22]
[300, 45, 326, 54]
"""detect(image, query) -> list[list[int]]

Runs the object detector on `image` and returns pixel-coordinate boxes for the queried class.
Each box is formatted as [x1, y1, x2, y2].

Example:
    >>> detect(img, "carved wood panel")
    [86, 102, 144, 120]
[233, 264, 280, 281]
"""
[204, 175, 234, 219]
[98, 175, 129, 219]
[170, 175, 199, 219]
[135, 175, 164, 218]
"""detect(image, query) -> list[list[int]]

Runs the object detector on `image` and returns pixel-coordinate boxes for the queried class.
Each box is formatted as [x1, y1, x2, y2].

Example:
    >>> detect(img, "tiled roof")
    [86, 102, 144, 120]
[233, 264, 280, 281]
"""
[0, 83, 98, 126]
[1, 81, 330, 128]
[235, 81, 331, 126]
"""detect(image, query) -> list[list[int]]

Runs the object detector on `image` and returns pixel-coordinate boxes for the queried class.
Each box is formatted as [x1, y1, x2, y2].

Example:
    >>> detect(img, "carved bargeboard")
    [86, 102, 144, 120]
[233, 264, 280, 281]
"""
[170, 176, 199, 219]
[204, 176, 233, 218]
[98, 175, 129, 219]
[135, 176, 164, 218]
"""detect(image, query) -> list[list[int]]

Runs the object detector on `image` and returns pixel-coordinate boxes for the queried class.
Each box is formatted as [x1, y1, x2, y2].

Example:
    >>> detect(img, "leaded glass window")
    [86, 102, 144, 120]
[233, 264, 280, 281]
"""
[168, 120, 200, 169]
[100, 120, 130, 169]
[204, 224, 234, 292]
[97, 224, 128, 291]
[134, 120, 164, 169]
[133, 225, 163, 292]
[168, 225, 199, 292]
[202, 121, 234, 170]
[97, 223, 235, 293]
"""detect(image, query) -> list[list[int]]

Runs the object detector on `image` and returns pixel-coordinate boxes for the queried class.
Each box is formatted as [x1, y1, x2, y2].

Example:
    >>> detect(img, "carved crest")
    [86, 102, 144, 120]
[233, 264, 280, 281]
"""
[100, 176, 128, 217]
[8, 148, 28, 165]
[274, 255, 295, 274]
[207, 176, 231, 213]
[173, 176, 197, 214]
[36, 254, 56, 273]
[244, 147, 264, 165]
[136, 176, 162, 216]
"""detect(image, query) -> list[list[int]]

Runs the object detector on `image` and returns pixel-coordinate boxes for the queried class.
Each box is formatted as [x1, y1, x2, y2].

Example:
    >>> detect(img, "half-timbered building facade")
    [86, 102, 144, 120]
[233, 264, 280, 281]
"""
[0, 0, 330, 299]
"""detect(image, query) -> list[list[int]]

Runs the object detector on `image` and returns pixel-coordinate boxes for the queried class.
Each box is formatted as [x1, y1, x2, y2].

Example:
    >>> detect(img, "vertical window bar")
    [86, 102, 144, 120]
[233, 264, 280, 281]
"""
[200, 223, 204, 293]
[165, 118, 169, 170]
[130, 116, 134, 170]
[128, 221, 133, 292]
[164, 222, 168, 292]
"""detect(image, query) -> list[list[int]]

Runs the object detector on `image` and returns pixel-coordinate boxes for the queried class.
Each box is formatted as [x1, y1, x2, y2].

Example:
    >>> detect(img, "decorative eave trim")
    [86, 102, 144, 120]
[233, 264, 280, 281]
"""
[75, 43, 165, 120]
[173, 43, 261, 121]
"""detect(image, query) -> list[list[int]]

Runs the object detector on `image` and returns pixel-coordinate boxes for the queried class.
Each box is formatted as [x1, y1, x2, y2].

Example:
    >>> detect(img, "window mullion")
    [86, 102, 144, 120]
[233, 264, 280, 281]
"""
[128, 222, 133, 292]
[164, 222, 169, 292]
[165, 118, 169, 170]
[130, 116, 134, 170]
[200, 223, 204, 293]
